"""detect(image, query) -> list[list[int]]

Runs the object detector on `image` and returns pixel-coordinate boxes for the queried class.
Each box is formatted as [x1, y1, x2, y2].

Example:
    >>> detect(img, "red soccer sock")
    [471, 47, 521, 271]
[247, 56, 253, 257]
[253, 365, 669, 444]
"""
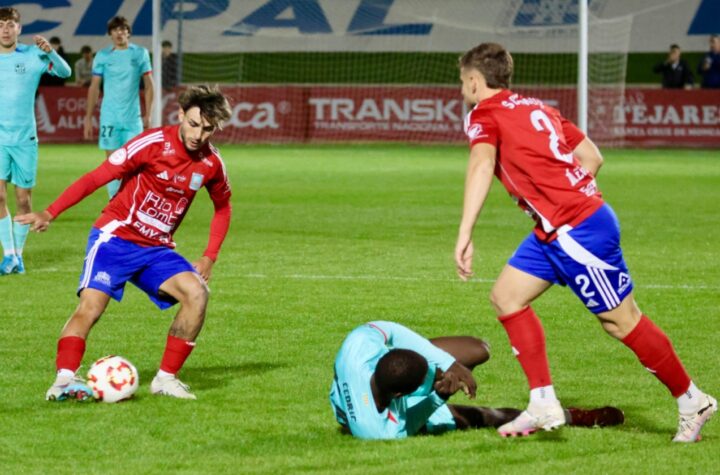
[56, 336, 86, 373]
[498, 306, 552, 389]
[159, 335, 196, 375]
[621, 315, 691, 397]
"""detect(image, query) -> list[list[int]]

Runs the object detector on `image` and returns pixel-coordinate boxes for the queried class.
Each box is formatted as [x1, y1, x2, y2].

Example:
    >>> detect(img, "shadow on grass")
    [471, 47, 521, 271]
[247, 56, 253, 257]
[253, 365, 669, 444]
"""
[139, 361, 286, 390]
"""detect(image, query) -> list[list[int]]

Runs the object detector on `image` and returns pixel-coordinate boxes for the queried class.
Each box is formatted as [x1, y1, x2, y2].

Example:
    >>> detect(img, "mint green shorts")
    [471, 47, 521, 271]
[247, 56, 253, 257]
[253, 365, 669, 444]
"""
[99, 121, 143, 151]
[0, 143, 39, 188]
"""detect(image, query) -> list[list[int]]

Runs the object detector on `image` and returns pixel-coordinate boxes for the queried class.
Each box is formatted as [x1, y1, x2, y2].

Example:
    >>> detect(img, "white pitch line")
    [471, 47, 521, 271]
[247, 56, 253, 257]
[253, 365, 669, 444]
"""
[239, 273, 719, 290]
[26, 269, 720, 291]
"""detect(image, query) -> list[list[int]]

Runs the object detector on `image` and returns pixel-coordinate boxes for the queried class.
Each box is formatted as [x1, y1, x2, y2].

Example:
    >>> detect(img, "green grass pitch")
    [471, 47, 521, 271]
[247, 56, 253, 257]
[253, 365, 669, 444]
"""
[1, 144, 718, 473]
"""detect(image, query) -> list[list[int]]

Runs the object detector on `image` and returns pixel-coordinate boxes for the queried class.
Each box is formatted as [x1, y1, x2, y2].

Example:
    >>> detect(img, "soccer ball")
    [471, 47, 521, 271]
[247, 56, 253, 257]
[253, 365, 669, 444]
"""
[87, 355, 139, 403]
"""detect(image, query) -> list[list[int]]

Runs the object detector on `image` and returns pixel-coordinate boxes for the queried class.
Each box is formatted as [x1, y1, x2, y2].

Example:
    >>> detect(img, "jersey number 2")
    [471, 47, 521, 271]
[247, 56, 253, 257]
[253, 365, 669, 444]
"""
[530, 110, 573, 164]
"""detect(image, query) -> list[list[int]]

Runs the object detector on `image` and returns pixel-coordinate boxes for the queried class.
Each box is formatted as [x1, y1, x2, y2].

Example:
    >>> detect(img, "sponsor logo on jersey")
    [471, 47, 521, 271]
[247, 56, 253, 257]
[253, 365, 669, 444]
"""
[165, 186, 185, 195]
[162, 141, 175, 156]
[175, 197, 188, 214]
[93, 271, 112, 286]
[466, 123, 485, 140]
[15, 63, 26, 74]
[618, 272, 632, 294]
[189, 172, 204, 190]
[174, 174, 186, 184]
[156, 170, 170, 180]
[108, 148, 127, 165]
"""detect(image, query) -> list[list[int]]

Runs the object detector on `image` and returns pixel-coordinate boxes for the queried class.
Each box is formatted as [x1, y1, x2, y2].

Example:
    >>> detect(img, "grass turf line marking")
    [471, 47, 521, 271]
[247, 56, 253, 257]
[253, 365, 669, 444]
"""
[240, 273, 718, 290]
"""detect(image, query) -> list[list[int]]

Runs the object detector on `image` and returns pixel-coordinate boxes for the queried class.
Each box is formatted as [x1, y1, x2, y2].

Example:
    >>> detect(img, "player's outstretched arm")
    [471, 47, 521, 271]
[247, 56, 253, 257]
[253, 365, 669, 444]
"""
[34, 35, 71, 78]
[573, 137, 604, 176]
[14, 210, 54, 232]
[196, 199, 231, 282]
[455, 143, 496, 281]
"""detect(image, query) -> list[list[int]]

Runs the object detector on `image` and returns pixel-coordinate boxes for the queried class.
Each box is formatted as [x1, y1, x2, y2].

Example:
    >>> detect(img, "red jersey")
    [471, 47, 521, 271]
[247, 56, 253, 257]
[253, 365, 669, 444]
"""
[464, 89, 604, 241]
[47, 125, 232, 258]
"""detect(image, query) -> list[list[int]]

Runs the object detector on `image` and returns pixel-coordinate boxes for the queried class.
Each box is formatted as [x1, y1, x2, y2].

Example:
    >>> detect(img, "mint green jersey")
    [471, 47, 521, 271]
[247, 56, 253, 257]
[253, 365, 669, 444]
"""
[329, 321, 456, 440]
[93, 43, 152, 126]
[0, 45, 71, 145]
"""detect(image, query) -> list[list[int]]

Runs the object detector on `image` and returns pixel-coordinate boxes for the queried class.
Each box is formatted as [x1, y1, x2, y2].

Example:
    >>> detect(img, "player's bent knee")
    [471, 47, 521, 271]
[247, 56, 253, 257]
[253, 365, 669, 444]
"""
[472, 338, 491, 365]
[178, 281, 209, 309]
[489, 288, 523, 316]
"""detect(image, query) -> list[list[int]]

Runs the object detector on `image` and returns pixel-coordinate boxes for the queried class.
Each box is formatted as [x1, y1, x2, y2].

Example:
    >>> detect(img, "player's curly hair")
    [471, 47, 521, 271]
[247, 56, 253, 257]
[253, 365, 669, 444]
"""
[459, 42, 514, 89]
[107, 16, 131, 35]
[179, 85, 233, 129]
[0, 7, 20, 22]
[375, 349, 428, 396]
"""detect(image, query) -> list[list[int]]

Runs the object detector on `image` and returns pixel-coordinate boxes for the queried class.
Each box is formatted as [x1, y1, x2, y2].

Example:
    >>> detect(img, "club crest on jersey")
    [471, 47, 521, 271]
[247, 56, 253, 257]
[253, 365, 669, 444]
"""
[15, 63, 26, 74]
[108, 148, 127, 165]
[189, 173, 204, 190]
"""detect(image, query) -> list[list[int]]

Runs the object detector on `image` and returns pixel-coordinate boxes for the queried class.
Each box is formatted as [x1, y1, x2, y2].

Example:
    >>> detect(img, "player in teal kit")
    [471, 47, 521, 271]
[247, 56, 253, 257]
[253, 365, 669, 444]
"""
[83, 15, 154, 198]
[330, 321, 624, 439]
[0, 7, 71, 275]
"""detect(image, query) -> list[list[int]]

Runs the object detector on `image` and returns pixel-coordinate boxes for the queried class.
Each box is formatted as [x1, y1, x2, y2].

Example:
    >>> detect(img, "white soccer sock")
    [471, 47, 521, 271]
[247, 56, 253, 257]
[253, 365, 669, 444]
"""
[530, 385, 559, 405]
[56, 368, 75, 382]
[156, 369, 174, 379]
[0, 215, 15, 256]
[677, 381, 703, 414]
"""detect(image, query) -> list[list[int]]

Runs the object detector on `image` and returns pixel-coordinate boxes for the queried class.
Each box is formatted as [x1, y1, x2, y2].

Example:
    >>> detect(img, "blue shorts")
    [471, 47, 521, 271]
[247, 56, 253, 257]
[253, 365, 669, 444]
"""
[99, 121, 143, 151]
[78, 227, 196, 309]
[508, 204, 634, 314]
[0, 144, 38, 188]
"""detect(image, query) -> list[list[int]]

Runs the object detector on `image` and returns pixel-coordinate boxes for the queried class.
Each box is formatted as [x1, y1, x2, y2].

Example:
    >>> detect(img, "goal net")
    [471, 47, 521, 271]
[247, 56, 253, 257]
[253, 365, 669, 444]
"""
[156, 0, 631, 146]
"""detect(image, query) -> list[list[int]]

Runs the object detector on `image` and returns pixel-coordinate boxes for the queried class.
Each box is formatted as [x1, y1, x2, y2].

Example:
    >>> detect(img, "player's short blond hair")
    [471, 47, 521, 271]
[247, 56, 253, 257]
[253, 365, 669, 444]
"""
[0, 7, 20, 22]
[459, 43, 514, 89]
[179, 85, 232, 129]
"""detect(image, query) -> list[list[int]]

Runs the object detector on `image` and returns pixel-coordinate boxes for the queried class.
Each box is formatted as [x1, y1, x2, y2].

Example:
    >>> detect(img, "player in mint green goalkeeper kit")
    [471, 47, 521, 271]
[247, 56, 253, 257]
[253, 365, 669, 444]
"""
[0, 7, 71, 275]
[330, 321, 625, 440]
[83, 15, 154, 198]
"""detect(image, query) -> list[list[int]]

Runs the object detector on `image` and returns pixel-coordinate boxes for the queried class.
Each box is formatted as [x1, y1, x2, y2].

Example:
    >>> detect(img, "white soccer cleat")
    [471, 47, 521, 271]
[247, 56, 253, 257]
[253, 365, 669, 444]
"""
[498, 401, 566, 437]
[151, 374, 197, 400]
[46, 374, 92, 401]
[673, 394, 717, 443]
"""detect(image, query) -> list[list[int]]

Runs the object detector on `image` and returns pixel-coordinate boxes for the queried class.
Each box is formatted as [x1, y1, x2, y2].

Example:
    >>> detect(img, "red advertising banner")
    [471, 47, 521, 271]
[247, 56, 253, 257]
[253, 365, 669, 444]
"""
[306, 86, 467, 142]
[36, 86, 719, 148]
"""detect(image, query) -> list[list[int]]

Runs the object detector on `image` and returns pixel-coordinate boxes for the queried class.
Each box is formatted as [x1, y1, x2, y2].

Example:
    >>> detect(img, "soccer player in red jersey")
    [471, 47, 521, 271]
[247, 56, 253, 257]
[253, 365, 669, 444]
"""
[454, 43, 715, 442]
[17, 85, 233, 401]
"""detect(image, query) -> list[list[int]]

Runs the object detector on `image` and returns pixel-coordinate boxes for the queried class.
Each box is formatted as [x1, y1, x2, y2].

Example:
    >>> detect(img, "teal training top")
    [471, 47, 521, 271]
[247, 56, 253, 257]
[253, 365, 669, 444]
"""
[92, 43, 152, 125]
[329, 321, 455, 440]
[0, 45, 71, 145]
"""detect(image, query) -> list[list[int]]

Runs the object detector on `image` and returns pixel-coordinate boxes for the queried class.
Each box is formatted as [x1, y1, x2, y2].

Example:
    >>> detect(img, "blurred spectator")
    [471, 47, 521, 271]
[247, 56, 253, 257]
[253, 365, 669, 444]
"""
[39, 36, 69, 86]
[653, 44, 693, 89]
[161, 40, 179, 90]
[74, 45, 93, 87]
[698, 34, 720, 88]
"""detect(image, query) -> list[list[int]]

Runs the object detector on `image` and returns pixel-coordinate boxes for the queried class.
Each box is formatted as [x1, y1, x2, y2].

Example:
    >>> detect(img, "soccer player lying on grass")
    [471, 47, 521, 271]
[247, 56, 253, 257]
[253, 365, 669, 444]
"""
[454, 42, 716, 442]
[330, 321, 624, 440]
[16, 85, 232, 401]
